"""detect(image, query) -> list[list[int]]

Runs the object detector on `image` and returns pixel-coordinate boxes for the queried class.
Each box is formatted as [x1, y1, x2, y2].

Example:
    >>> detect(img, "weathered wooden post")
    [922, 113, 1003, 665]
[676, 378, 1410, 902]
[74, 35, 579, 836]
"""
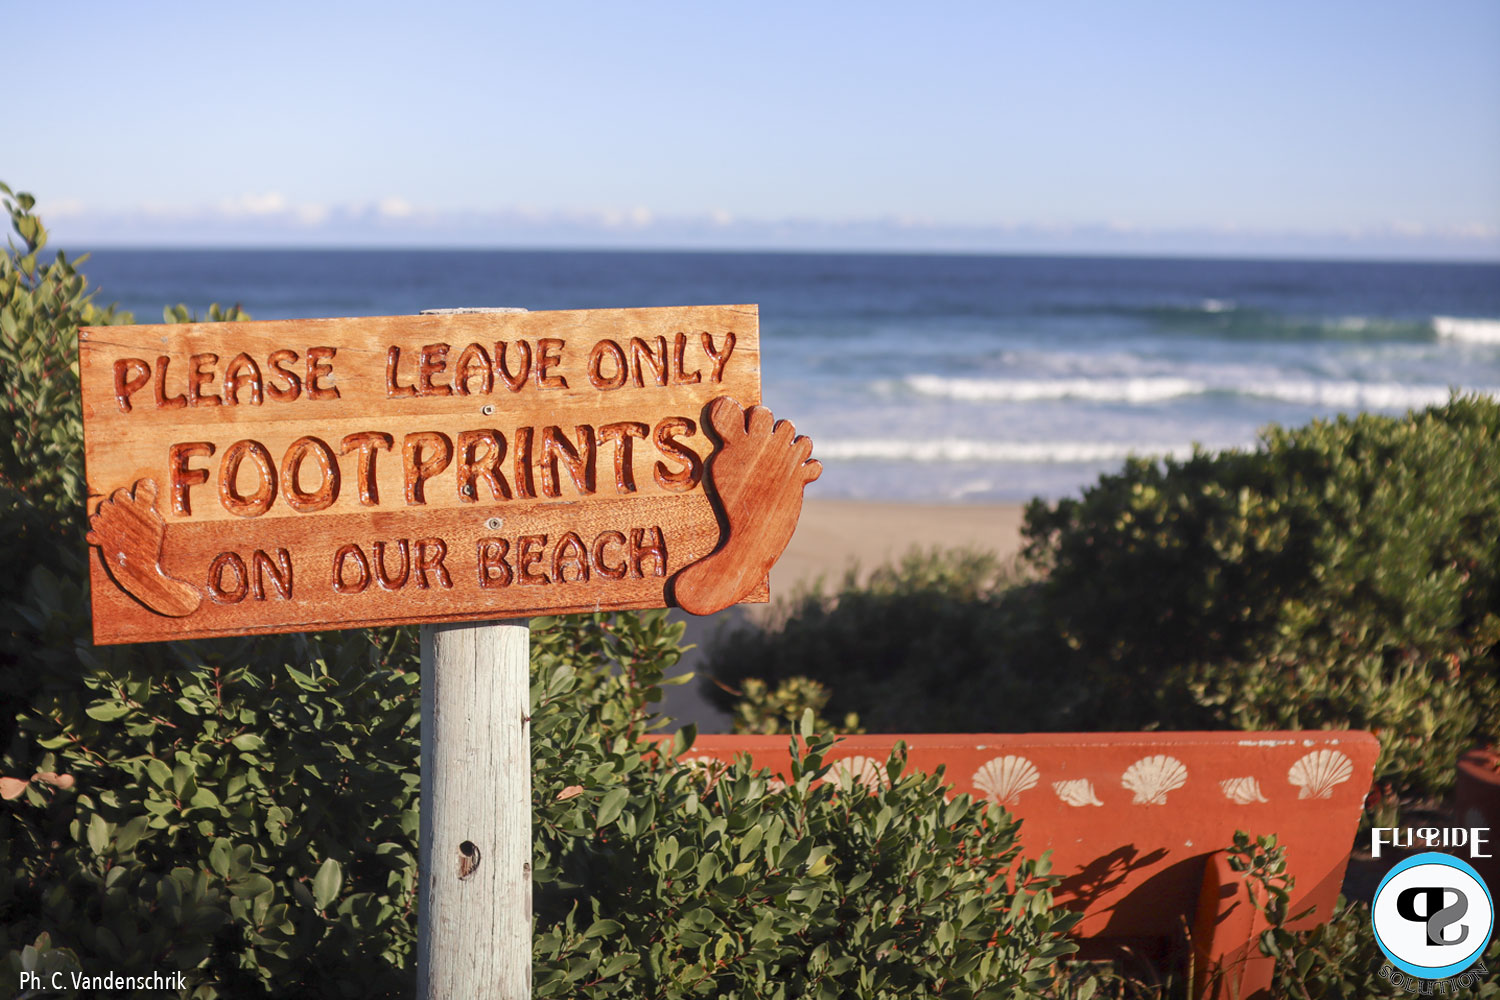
[418, 619, 531, 998]
[77, 303, 819, 999]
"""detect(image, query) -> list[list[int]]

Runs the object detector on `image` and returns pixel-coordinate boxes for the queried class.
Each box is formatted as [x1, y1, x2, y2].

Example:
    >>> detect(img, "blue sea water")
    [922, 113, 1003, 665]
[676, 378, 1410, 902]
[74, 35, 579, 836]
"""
[76, 249, 1500, 502]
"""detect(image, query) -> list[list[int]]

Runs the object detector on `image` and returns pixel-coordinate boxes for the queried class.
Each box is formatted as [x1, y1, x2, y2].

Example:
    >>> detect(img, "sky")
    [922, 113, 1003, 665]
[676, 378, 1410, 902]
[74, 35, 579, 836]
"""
[9, 1, 1500, 258]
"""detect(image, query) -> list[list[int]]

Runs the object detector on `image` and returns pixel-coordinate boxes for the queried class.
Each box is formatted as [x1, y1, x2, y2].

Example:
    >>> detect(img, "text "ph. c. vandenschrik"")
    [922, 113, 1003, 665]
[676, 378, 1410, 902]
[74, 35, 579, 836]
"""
[19, 969, 187, 993]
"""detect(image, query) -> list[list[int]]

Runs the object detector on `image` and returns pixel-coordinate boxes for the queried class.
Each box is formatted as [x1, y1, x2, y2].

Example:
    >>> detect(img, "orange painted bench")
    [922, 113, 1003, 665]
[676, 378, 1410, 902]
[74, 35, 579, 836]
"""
[677, 730, 1379, 1000]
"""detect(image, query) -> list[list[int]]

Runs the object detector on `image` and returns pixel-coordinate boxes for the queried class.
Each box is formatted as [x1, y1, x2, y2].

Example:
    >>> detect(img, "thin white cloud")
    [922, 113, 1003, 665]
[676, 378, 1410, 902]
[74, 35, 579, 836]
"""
[33, 196, 1500, 260]
[295, 203, 330, 226]
[596, 206, 654, 229]
[218, 192, 289, 217]
[377, 197, 414, 219]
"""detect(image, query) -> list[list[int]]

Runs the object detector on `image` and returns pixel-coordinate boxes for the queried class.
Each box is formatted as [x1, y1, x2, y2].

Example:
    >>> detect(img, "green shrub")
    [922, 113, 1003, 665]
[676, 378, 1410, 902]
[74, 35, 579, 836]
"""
[704, 548, 1040, 733]
[2, 183, 423, 996]
[709, 402, 1500, 800]
[0, 183, 127, 577]
[2, 186, 1088, 997]
[720, 676, 863, 735]
[534, 704, 1081, 998]
[1024, 401, 1500, 796]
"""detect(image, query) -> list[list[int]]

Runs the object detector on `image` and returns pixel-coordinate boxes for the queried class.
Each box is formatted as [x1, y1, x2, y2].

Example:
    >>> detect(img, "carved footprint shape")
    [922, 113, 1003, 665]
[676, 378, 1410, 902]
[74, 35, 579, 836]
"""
[674, 397, 821, 615]
[86, 479, 202, 617]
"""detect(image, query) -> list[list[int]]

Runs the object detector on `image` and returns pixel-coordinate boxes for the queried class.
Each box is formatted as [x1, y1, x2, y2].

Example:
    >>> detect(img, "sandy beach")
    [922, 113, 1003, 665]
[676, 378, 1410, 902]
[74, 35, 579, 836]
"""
[664, 499, 1028, 729]
[766, 499, 1029, 596]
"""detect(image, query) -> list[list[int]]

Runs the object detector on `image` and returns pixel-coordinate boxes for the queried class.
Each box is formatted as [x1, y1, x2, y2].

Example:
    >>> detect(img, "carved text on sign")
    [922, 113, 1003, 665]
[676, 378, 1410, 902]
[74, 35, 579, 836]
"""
[80, 306, 818, 644]
[161, 418, 706, 519]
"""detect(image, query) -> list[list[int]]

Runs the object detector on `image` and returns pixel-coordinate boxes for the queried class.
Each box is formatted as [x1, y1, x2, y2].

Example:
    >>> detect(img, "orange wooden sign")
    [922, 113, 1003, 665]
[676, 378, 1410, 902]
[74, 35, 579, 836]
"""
[79, 305, 820, 645]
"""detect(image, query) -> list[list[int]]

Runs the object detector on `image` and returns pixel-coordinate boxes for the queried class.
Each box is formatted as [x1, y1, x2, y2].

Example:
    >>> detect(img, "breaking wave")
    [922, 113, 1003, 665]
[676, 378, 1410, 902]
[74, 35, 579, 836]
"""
[1058, 301, 1442, 341]
[904, 375, 1203, 403]
[1434, 316, 1500, 345]
[1059, 303, 1500, 345]
[814, 439, 1214, 464]
[902, 374, 1495, 409]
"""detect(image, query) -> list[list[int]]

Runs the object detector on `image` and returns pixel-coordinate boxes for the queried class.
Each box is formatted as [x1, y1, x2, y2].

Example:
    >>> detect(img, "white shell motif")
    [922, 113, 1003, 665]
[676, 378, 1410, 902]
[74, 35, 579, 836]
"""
[1052, 779, 1104, 807]
[1287, 750, 1352, 800]
[1121, 755, 1188, 805]
[972, 755, 1040, 805]
[830, 755, 889, 792]
[1219, 776, 1269, 804]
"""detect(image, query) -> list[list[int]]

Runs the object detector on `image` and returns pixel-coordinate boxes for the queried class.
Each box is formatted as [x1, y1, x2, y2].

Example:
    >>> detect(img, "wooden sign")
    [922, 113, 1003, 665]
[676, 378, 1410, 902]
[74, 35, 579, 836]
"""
[79, 305, 821, 645]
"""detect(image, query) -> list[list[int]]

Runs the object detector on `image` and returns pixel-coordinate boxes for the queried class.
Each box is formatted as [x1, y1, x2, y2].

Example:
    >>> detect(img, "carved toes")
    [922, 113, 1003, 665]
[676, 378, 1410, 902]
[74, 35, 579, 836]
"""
[707, 396, 748, 443]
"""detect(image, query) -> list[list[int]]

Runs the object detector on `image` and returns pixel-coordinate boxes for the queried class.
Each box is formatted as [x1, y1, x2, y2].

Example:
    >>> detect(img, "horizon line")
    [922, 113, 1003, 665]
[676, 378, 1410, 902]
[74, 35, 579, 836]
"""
[54, 242, 1500, 268]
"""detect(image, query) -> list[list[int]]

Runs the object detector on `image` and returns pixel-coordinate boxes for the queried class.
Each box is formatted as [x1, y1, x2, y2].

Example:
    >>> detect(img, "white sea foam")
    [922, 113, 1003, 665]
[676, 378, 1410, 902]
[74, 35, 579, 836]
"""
[1434, 316, 1500, 345]
[904, 374, 1205, 403]
[814, 439, 1212, 464]
[1238, 380, 1470, 409]
[903, 374, 1497, 409]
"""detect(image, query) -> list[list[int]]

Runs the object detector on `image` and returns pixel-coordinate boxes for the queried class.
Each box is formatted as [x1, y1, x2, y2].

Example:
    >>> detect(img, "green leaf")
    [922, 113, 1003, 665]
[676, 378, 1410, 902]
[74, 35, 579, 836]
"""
[599, 953, 640, 977]
[84, 701, 131, 721]
[86, 814, 110, 854]
[291, 880, 316, 911]
[114, 816, 150, 854]
[209, 838, 232, 878]
[284, 665, 324, 690]
[595, 787, 629, 829]
[312, 858, 343, 910]
[144, 758, 172, 788]
[189, 786, 221, 810]
[231, 874, 274, 899]
[584, 918, 624, 939]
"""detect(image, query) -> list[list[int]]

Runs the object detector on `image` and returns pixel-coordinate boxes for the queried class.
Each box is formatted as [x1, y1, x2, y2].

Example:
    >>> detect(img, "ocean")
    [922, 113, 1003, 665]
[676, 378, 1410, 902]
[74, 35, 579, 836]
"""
[76, 249, 1500, 503]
